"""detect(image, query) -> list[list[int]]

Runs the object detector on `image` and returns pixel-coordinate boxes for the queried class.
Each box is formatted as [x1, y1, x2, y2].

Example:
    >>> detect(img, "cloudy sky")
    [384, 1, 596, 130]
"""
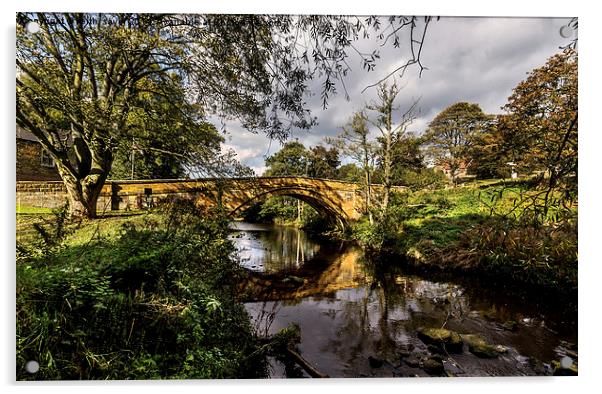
[220, 16, 574, 175]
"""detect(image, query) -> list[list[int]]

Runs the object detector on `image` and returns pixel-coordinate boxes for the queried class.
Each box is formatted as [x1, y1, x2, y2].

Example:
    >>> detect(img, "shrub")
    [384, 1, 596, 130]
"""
[442, 217, 577, 291]
[16, 202, 267, 380]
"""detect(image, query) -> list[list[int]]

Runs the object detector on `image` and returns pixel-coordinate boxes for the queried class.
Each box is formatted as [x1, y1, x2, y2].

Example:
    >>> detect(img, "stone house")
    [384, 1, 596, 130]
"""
[16, 126, 62, 181]
[433, 159, 470, 180]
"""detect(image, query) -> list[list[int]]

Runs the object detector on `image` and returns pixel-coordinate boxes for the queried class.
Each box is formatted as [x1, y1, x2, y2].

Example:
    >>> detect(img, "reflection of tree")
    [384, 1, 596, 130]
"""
[259, 226, 320, 272]
[251, 301, 283, 338]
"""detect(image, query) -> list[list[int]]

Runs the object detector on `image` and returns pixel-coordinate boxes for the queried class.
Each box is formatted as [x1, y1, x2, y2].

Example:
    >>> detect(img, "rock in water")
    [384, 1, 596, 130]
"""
[502, 320, 519, 331]
[416, 327, 463, 353]
[368, 356, 384, 368]
[461, 334, 499, 358]
[404, 356, 421, 368]
[552, 359, 578, 376]
[422, 357, 444, 375]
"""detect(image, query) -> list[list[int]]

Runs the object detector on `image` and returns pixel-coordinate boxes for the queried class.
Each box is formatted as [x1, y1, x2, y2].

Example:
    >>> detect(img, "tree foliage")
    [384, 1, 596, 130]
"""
[307, 145, 340, 179]
[337, 163, 363, 183]
[423, 102, 491, 184]
[466, 115, 505, 179]
[498, 48, 578, 222]
[264, 141, 309, 176]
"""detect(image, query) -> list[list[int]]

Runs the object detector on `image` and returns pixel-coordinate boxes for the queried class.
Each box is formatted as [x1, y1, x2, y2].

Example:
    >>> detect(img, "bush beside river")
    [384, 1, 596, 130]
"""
[351, 180, 577, 295]
[16, 201, 268, 380]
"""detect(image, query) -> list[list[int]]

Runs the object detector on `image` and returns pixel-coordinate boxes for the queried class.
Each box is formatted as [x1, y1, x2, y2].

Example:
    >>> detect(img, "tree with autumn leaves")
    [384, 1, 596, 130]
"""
[423, 48, 577, 212]
[500, 48, 577, 222]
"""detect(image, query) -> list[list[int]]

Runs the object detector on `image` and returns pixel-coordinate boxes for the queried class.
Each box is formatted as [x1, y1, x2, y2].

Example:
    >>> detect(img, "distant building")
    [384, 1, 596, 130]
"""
[433, 159, 470, 180]
[16, 126, 62, 181]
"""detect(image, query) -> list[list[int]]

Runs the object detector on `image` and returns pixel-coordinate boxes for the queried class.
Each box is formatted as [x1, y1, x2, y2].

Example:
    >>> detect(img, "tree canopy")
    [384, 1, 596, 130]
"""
[264, 141, 309, 176]
[423, 102, 490, 184]
[500, 48, 577, 221]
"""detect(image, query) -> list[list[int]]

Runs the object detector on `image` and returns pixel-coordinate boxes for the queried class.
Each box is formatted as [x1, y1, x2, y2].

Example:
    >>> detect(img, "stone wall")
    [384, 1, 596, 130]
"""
[15, 180, 202, 213]
[16, 139, 62, 181]
[16, 181, 69, 209]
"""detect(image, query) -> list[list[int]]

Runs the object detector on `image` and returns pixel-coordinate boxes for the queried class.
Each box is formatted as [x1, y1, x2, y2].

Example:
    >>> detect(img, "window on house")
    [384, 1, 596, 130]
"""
[40, 148, 54, 168]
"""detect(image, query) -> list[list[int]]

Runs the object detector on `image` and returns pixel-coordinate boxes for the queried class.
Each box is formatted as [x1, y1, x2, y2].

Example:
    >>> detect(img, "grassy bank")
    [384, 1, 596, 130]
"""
[16, 202, 268, 380]
[352, 179, 578, 294]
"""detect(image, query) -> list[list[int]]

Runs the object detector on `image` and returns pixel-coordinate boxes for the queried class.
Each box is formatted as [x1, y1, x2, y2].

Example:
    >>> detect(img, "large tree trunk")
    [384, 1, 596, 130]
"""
[61, 173, 107, 218]
[56, 149, 110, 219]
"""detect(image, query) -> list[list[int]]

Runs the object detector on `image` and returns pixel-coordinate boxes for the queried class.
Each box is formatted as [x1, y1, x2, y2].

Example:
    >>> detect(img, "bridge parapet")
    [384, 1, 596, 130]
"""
[17, 177, 408, 222]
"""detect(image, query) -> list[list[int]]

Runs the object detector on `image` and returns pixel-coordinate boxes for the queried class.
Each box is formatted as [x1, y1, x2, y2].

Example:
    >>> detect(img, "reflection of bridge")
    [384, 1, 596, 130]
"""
[16, 176, 406, 226]
[100, 176, 405, 226]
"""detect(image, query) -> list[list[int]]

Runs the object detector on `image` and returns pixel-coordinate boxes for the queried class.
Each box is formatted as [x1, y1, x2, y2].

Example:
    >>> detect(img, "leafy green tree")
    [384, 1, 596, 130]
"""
[107, 75, 224, 180]
[110, 143, 187, 180]
[468, 114, 510, 179]
[307, 145, 340, 179]
[337, 163, 363, 183]
[16, 13, 434, 218]
[264, 141, 309, 176]
[372, 133, 446, 190]
[423, 102, 490, 185]
[387, 133, 425, 184]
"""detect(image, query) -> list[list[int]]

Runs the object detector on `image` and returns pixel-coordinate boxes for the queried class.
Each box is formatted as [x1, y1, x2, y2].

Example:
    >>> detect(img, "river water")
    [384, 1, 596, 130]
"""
[229, 222, 578, 378]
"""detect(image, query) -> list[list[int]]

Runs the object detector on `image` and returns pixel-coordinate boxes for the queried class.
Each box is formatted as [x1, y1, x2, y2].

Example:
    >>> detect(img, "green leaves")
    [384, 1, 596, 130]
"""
[16, 206, 266, 379]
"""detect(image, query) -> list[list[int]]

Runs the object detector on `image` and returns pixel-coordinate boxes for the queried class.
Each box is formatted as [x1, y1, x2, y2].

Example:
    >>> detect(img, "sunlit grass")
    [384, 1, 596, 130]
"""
[16, 208, 155, 246]
[16, 204, 54, 214]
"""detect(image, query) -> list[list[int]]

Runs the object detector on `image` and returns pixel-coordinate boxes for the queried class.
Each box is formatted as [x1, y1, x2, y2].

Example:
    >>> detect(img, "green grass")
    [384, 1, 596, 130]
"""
[16, 208, 151, 246]
[16, 204, 54, 214]
[398, 179, 561, 247]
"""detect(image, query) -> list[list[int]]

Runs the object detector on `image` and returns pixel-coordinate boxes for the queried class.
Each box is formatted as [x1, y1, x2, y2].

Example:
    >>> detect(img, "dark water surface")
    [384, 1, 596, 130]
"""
[229, 222, 577, 378]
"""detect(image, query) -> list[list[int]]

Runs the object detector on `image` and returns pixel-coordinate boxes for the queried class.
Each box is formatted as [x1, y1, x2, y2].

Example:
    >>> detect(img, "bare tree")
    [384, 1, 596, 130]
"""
[328, 111, 377, 223]
[366, 81, 419, 210]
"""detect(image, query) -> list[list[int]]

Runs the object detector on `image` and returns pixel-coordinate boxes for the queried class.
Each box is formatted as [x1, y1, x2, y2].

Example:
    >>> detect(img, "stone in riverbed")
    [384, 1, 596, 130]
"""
[461, 334, 499, 358]
[551, 359, 578, 376]
[282, 275, 305, 285]
[368, 355, 384, 368]
[502, 320, 519, 331]
[422, 357, 444, 375]
[404, 356, 421, 368]
[416, 327, 463, 353]
[427, 344, 446, 355]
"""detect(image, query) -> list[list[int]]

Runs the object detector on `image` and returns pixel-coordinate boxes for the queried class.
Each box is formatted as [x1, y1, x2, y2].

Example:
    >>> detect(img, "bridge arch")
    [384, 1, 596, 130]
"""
[227, 186, 352, 229]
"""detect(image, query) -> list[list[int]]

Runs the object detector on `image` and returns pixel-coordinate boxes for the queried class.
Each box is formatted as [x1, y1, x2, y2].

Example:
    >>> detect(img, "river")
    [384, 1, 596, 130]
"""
[229, 222, 578, 378]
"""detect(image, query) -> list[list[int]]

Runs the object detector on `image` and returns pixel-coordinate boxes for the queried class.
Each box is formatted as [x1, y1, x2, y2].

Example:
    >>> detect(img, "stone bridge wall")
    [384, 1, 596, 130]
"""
[16, 177, 407, 220]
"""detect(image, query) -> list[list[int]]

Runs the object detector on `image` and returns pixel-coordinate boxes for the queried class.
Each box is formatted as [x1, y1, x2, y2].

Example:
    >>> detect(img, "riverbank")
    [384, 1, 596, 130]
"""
[16, 202, 268, 380]
[350, 179, 578, 296]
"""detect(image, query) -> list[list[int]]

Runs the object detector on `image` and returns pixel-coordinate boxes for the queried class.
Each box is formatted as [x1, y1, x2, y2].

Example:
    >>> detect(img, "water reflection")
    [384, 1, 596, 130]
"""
[233, 222, 577, 378]
[229, 222, 320, 273]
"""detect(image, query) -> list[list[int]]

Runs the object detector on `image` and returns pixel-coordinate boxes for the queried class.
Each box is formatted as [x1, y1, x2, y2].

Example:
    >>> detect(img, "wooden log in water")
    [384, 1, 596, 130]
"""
[285, 346, 329, 378]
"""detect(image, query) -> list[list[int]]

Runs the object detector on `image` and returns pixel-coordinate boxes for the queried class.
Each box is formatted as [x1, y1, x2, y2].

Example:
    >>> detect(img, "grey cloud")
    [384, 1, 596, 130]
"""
[219, 16, 574, 175]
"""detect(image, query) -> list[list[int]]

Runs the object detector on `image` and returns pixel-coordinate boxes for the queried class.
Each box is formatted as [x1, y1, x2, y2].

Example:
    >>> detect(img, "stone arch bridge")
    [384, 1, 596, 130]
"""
[17, 177, 406, 226]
